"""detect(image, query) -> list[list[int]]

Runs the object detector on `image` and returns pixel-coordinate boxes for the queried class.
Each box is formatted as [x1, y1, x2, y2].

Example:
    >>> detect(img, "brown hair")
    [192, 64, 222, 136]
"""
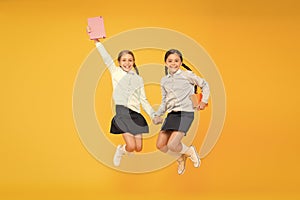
[164, 49, 197, 93]
[117, 50, 139, 75]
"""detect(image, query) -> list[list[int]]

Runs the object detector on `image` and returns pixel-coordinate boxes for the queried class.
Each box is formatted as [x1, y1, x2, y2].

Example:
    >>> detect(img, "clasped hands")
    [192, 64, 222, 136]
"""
[152, 116, 163, 125]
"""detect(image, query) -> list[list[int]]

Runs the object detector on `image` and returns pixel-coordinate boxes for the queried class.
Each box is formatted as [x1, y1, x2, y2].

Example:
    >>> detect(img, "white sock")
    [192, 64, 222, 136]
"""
[121, 144, 127, 154]
[179, 143, 189, 154]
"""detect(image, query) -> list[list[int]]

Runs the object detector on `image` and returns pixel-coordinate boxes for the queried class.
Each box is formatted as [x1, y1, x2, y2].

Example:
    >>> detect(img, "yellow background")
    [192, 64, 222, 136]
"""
[1, 0, 300, 199]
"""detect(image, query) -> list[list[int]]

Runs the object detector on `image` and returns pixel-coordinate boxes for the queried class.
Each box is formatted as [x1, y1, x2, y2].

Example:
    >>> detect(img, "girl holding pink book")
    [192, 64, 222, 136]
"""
[89, 37, 162, 167]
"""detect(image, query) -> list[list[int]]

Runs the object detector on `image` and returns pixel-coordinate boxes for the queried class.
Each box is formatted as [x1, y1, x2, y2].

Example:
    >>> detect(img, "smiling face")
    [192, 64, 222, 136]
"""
[165, 53, 182, 75]
[118, 50, 135, 72]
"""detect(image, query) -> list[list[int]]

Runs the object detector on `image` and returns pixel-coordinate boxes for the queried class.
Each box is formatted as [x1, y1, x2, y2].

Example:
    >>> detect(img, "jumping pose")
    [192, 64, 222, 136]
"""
[92, 39, 156, 166]
[154, 49, 210, 175]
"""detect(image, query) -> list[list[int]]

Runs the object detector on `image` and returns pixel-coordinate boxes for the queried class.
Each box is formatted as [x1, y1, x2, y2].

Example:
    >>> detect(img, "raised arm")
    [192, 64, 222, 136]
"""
[93, 39, 117, 74]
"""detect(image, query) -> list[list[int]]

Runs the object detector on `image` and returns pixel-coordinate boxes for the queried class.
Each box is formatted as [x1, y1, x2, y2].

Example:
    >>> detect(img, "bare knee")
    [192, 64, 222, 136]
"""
[156, 131, 170, 152]
[156, 142, 168, 153]
[135, 144, 142, 152]
[156, 142, 165, 151]
[125, 143, 136, 152]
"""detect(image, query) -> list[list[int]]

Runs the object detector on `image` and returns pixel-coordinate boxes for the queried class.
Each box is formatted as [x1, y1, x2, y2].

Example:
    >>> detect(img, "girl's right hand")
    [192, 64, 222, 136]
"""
[86, 26, 91, 33]
[152, 116, 163, 125]
[86, 26, 100, 43]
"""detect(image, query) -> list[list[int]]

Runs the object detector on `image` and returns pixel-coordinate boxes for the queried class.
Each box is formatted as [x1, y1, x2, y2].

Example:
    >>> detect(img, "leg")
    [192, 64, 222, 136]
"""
[167, 131, 186, 175]
[113, 132, 135, 167]
[122, 133, 137, 152]
[167, 131, 185, 152]
[156, 130, 172, 153]
[167, 132, 201, 168]
[167, 131, 200, 173]
[113, 132, 137, 166]
[134, 134, 143, 152]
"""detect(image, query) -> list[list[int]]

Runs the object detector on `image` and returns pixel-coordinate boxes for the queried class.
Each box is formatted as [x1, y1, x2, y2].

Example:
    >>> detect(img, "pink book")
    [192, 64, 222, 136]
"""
[87, 16, 106, 39]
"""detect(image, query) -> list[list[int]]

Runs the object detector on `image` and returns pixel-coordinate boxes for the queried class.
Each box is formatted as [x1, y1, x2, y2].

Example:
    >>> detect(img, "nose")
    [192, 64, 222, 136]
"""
[170, 61, 176, 66]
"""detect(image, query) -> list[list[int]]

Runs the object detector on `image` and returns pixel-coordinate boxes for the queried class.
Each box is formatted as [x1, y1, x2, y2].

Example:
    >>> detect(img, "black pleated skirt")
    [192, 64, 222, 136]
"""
[110, 105, 149, 135]
[161, 111, 194, 135]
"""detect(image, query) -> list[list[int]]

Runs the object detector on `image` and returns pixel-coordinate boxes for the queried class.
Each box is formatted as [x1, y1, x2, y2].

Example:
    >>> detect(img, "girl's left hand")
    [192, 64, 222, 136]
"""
[152, 116, 163, 125]
[197, 102, 207, 110]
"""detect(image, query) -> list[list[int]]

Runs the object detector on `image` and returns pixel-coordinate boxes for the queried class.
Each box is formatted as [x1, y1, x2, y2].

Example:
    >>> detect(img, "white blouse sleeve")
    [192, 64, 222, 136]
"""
[139, 79, 155, 119]
[155, 81, 167, 117]
[185, 71, 210, 104]
[95, 42, 117, 74]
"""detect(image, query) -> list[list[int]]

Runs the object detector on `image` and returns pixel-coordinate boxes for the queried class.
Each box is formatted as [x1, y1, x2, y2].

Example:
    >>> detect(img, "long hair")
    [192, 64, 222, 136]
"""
[164, 49, 197, 93]
[117, 50, 139, 75]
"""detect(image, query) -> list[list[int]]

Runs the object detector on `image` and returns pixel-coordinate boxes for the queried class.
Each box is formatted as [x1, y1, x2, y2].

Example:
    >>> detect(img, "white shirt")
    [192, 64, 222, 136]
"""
[155, 69, 210, 116]
[95, 42, 155, 118]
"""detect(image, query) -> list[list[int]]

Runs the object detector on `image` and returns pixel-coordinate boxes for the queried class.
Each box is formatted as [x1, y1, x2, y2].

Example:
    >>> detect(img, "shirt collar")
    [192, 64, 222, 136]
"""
[167, 69, 182, 77]
[120, 67, 136, 75]
[128, 70, 135, 75]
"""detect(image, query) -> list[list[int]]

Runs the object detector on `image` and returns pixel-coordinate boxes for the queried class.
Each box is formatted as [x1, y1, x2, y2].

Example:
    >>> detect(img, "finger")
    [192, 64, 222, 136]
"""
[86, 26, 91, 33]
